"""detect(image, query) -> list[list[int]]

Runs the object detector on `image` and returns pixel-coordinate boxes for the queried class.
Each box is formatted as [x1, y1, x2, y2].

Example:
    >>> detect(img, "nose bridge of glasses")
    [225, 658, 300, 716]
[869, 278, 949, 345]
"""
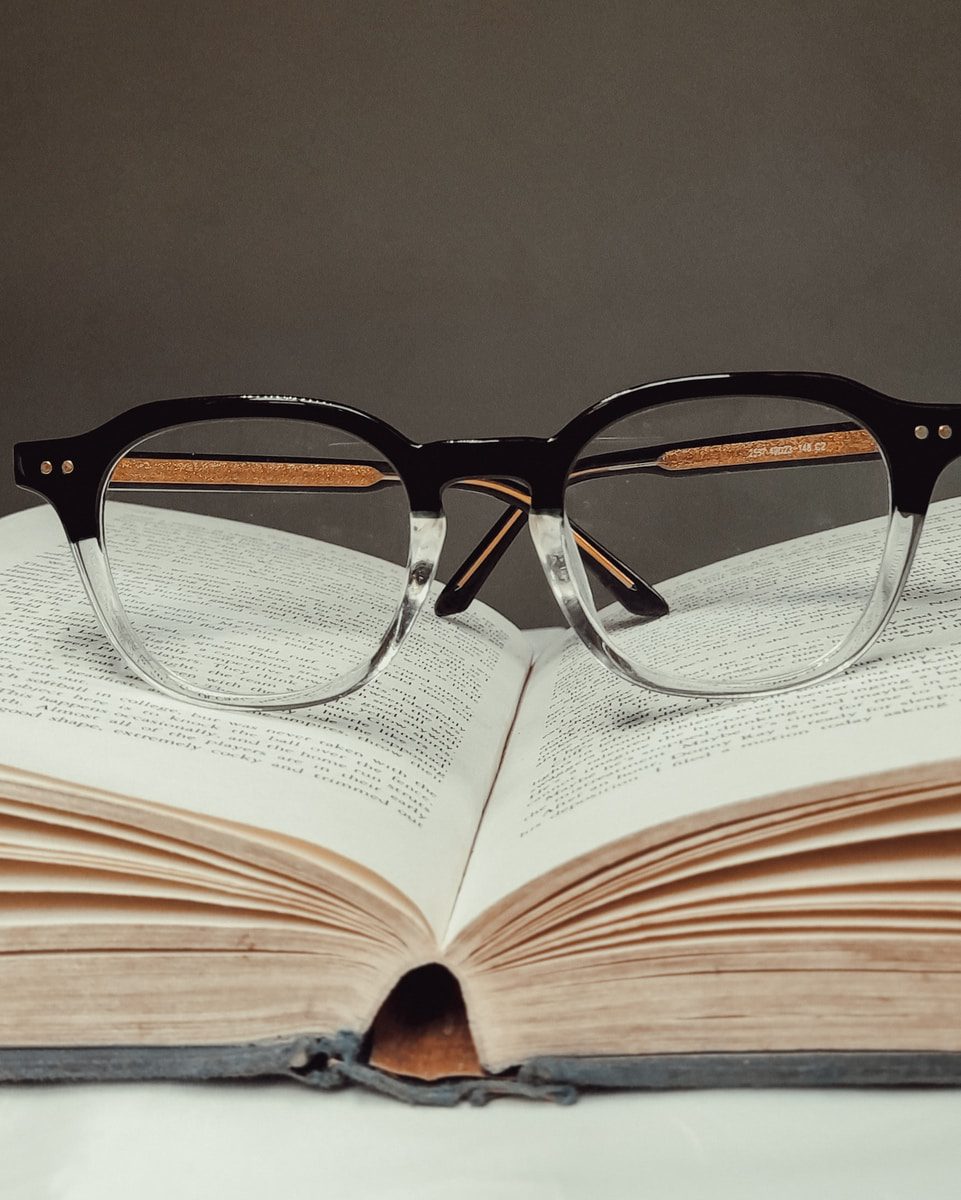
[416, 439, 669, 623]
[416, 436, 560, 510]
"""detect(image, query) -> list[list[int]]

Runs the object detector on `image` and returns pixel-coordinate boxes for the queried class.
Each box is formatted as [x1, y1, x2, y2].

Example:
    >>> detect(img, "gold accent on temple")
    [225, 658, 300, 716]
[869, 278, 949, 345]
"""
[656, 427, 879, 472]
[457, 478, 635, 589]
[454, 507, 526, 587]
[461, 477, 531, 505]
[111, 456, 389, 489]
[571, 535, 634, 588]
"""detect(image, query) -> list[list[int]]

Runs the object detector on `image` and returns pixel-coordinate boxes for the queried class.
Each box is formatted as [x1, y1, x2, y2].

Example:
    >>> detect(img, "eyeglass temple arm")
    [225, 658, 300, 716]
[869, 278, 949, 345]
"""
[110, 422, 876, 492]
[433, 493, 669, 620]
[110, 422, 877, 618]
[435, 421, 878, 616]
[109, 453, 669, 621]
[569, 421, 878, 482]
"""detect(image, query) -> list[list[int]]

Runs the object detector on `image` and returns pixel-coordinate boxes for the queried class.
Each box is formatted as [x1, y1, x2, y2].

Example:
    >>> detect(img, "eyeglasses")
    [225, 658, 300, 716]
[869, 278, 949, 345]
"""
[13, 372, 961, 711]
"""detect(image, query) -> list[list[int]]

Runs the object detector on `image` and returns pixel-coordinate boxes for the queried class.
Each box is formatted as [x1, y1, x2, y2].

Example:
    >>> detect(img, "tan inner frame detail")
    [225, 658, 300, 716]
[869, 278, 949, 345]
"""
[571, 534, 634, 587]
[656, 427, 879, 472]
[111, 460, 639, 592]
[114, 429, 879, 492]
[452, 479, 636, 590]
[453, 507, 526, 588]
[457, 478, 635, 587]
[111, 457, 389, 489]
[109, 433, 875, 591]
[460, 477, 530, 505]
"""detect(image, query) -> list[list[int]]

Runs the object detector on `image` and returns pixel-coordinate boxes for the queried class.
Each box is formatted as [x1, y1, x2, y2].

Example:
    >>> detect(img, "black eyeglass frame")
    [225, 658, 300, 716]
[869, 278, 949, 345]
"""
[13, 371, 961, 710]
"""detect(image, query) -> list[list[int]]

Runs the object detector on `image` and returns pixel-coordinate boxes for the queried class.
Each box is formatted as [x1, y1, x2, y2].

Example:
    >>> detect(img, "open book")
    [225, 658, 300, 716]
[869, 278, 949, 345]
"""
[1, 500, 961, 1103]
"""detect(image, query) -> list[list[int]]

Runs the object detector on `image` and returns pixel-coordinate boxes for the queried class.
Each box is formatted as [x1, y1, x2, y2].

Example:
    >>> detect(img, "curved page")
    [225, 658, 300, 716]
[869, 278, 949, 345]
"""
[0, 506, 530, 934]
[449, 499, 961, 940]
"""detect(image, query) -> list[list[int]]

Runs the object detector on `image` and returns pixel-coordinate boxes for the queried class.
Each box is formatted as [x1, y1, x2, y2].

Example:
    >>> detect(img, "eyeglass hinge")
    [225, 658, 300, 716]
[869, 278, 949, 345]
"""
[915, 424, 953, 441]
[39, 459, 74, 476]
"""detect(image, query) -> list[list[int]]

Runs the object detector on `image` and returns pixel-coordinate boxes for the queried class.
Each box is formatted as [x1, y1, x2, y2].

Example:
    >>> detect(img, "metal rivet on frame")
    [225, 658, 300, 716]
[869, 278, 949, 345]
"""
[939, 424, 953, 440]
[39, 460, 53, 475]
[60, 460, 74, 475]
[915, 424, 930, 440]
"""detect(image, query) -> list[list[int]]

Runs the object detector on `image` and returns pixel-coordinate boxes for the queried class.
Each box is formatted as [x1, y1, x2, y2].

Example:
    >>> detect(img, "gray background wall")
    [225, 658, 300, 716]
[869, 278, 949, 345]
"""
[2, 0, 960, 626]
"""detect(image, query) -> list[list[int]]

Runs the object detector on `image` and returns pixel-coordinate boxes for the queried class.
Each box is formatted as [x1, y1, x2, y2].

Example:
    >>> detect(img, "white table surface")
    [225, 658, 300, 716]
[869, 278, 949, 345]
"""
[2, 1082, 960, 1199]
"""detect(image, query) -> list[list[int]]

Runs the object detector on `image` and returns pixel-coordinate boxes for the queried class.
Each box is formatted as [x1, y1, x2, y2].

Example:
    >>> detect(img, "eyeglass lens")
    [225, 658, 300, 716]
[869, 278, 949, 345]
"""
[101, 417, 411, 701]
[564, 395, 894, 691]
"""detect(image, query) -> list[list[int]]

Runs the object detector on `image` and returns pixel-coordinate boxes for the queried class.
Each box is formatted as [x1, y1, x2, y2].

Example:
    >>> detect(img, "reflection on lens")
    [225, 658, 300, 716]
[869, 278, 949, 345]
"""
[102, 418, 411, 702]
[564, 396, 892, 690]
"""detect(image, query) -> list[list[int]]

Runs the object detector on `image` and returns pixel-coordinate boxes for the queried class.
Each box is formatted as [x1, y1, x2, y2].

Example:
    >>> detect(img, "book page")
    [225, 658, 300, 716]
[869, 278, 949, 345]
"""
[448, 498, 961, 939]
[0, 506, 530, 933]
